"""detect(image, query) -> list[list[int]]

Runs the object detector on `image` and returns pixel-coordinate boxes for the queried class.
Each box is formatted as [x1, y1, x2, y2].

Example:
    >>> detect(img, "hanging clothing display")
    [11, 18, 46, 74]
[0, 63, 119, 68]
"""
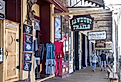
[54, 40, 64, 76]
[54, 41, 64, 58]
[35, 43, 45, 59]
[45, 59, 56, 74]
[45, 43, 55, 59]
[45, 43, 56, 74]
[34, 38, 38, 51]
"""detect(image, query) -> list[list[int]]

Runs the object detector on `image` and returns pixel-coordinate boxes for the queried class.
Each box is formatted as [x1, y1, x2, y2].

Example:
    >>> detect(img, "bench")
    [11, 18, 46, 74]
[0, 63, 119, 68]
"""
[107, 68, 118, 82]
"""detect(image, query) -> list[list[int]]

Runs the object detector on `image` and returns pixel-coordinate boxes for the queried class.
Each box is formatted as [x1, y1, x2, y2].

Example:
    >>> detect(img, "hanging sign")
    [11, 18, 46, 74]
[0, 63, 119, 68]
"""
[23, 61, 32, 71]
[23, 24, 33, 34]
[70, 14, 94, 31]
[24, 43, 33, 51]
[88, 31, 107, 40]
[24, 34, 33, 44]
[95, 40, 106, 48]
[95, 42, 112, 50]
[23, 52, 32, 61]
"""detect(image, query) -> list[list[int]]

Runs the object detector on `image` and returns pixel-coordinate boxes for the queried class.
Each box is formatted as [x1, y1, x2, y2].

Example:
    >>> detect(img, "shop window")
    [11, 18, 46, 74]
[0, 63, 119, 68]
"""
[55, 16, 61, 40]
[54, 16, 69, 62]
[69, 29, 72, 61]
[62, 17, 69, 62]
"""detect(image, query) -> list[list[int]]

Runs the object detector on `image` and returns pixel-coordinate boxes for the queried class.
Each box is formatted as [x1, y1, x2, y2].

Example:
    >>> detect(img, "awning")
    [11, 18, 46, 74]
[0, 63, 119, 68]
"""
[86, 0, 104, 7]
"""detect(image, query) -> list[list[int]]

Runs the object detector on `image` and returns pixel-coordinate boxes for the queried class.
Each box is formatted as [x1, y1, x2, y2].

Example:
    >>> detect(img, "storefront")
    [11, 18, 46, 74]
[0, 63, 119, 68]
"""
[19, 0, 70, 81]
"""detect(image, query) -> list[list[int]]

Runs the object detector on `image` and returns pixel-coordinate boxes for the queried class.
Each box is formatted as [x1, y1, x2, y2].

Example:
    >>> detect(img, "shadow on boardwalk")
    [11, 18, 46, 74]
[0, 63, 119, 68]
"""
[44, 67, 108, 82]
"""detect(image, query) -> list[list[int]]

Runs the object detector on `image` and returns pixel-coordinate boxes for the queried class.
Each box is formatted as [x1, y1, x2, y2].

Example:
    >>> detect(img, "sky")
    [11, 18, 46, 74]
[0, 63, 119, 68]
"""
[104, 0, 121, 4]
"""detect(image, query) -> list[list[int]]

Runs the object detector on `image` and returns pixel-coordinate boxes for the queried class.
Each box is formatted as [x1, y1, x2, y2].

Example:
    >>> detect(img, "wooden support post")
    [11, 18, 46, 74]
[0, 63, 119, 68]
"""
[52, 10, 112, 17]
[50, 4, 55, 43]
[20, 0, 35, 81]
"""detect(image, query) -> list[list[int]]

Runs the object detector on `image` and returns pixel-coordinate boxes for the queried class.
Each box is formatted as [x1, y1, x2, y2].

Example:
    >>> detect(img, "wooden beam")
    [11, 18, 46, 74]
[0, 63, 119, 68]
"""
[50, 4, 55, 43]
[52, 10, 112, 17]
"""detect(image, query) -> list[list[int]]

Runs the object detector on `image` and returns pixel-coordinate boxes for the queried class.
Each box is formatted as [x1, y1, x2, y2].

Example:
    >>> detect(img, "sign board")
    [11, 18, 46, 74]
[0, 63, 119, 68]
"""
[70, 14, 94, 31]
[95, 42, 112, 50]
[88, 31, 106, 40]
[6, 23, 17, 28]
[95, 40, 106, 48]
[0, 0, 5, 19]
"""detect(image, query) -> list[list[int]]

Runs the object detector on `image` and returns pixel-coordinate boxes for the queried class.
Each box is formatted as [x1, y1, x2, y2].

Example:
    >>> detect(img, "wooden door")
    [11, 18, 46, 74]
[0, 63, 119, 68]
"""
[5, 27, 19, 82]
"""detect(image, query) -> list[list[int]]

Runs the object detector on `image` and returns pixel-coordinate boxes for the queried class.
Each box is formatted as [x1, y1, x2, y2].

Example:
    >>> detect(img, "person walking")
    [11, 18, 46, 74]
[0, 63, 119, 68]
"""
[91, 51, 98, 72]
[97, 55, 101, 67]
[107, 53, 114, 70]
[100, 50, 107, 71]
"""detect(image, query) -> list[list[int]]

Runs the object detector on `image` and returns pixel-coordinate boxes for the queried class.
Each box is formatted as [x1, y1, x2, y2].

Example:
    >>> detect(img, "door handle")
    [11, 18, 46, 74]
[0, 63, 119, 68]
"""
[6, 50, 8, 59]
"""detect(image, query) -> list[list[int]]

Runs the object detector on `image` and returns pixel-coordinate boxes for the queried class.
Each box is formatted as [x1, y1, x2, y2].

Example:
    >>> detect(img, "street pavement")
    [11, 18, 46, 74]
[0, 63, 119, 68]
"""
[44, 67, 108, 82]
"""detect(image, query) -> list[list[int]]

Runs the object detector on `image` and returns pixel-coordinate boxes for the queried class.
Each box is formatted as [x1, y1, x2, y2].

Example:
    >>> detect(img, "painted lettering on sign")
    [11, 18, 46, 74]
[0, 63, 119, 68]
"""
[88, 31, 107, 40]
[70, 14, 94, 31]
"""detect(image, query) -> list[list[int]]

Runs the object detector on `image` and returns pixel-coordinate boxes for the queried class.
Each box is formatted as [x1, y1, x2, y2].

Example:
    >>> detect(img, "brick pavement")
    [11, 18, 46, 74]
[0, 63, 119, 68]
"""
[44, 67, 108, 82]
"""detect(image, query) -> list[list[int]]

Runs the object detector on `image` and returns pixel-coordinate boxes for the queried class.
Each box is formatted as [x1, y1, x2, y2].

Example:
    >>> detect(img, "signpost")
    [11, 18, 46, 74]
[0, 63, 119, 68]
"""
[70, 14, 94, 31]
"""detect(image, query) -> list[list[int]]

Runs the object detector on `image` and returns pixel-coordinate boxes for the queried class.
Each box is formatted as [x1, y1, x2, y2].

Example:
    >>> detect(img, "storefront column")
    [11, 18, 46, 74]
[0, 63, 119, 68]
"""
[85, 36, 87, 67]
[50, 4, 55, 43]
[20, 0, 35, 81]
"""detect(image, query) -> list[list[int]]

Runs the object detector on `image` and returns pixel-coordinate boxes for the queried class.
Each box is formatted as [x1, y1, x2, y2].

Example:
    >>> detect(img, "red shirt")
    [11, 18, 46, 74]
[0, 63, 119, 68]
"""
[54, 41, 64, 58]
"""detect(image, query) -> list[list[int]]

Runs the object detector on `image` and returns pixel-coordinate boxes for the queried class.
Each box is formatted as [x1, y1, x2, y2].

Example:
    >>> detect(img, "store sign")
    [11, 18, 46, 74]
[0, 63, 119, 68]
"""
[95, 40, 106, 48]
[6, 23, 17, 28]
[88, 31, 106, 40]
[23, 52, 32, 61]
[70, 14, 94, 31]
[23, 24, 33, 34]
[23, 62, 32, 71]
[95, 42, 112, 50]
[24, 34, 33, 44]
[0, 0, 5, 19]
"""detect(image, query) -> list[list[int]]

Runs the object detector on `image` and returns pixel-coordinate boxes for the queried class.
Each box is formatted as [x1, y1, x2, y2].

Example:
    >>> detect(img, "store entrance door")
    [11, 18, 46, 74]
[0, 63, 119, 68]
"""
[4, 21, 19, 82]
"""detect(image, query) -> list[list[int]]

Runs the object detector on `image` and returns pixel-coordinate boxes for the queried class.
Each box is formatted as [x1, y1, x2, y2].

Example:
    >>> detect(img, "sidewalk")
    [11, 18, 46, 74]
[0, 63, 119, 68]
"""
[44, 67, 108, 82]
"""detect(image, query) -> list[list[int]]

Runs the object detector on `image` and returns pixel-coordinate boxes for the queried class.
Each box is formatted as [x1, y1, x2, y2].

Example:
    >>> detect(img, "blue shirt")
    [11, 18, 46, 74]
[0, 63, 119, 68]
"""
[45, 43, 55, 59]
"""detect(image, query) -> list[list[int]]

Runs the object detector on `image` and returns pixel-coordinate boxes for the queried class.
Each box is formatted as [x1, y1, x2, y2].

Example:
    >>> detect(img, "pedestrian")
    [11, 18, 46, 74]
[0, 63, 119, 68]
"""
[107, 53, 114, 70]
[97, 55, 101, 67]
[100, 50, 107, 71]
[91, 50, 98, 72]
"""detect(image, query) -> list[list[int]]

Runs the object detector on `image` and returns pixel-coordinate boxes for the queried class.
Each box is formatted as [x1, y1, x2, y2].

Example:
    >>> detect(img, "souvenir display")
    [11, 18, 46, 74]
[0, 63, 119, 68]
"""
[23, 61, 32, 71]
[24, 34, 33, 44]
[24, 42, 33, 51]
[23, 24, 33, 34]
[23, 52, 32, 61]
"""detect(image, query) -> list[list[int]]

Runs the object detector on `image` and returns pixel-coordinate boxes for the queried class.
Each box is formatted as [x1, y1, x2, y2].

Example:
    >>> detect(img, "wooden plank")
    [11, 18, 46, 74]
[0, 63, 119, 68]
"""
[3, 19, 6, 82]
[50, 4, 55, 43]
[20, 0, 24, 80]
[52, 9, 112, 17]
[0, 63, 3, 82]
